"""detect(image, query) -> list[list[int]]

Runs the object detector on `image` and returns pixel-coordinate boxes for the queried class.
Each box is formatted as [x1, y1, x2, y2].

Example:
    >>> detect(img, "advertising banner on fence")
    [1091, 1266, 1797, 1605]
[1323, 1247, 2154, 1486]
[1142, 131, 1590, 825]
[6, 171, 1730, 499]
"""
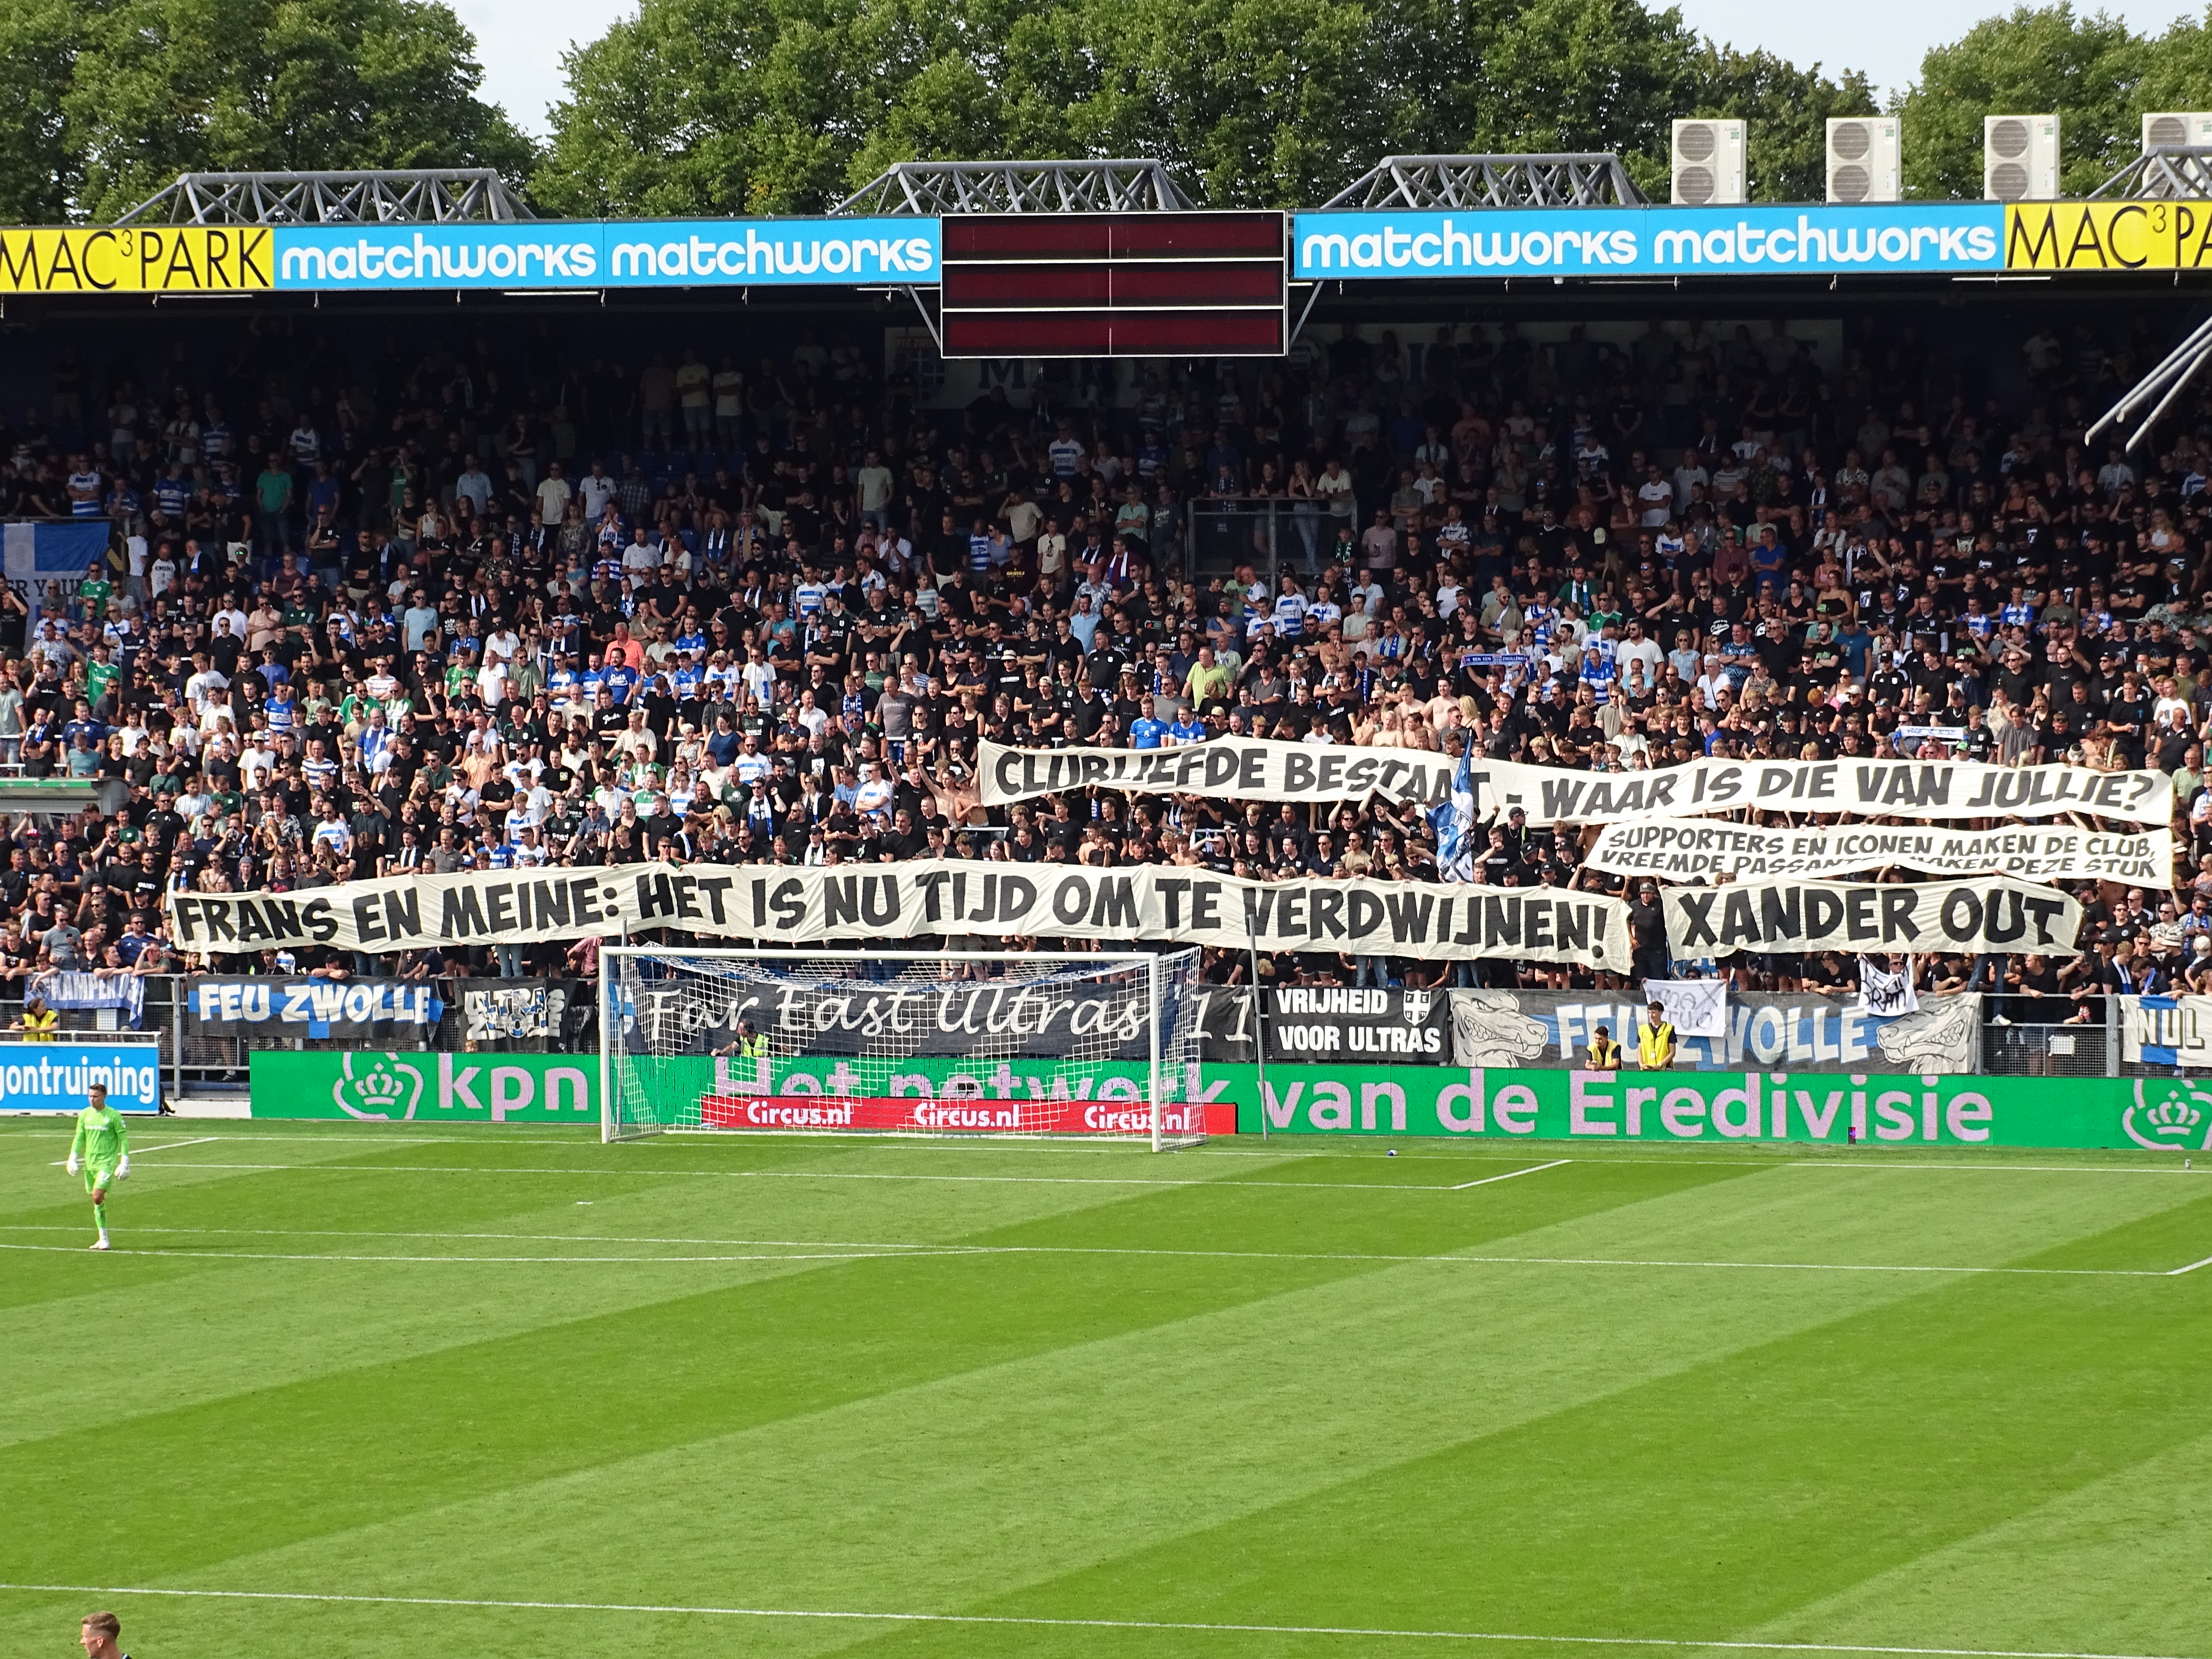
[261, 218, 940, 292]
[978, 739, 2170, 825]
[186, 977, 443, 1039]
[458, 978, 589, 1048]
[1587, 820, 2173, 884]
[1234, 1064, 2210, 1150]
[0, 1041, 163, 1113]
[248, 1050, 598, 1123]
[624, 1052, 1240, 1136]
[1291, 204, 2005, 279]
[1663, 877, 2081, 959]
[170, 861, 1632, 969]
[1449, 990, 1980, 1074]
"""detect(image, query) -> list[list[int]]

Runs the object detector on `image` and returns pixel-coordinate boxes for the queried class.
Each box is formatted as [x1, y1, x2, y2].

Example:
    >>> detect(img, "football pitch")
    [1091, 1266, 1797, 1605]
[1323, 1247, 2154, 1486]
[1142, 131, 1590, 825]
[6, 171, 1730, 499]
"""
[1, 1121, 2208, 1659]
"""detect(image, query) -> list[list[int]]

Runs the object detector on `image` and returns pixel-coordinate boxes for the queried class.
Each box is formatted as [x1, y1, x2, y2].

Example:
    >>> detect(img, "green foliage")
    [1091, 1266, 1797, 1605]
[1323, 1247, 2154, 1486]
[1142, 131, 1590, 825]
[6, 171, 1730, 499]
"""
[1687, 44, 1880, 204]
[0, 0, 84, 222]
[0, 0, 530, 224]
[1896, 4, 2147, 199]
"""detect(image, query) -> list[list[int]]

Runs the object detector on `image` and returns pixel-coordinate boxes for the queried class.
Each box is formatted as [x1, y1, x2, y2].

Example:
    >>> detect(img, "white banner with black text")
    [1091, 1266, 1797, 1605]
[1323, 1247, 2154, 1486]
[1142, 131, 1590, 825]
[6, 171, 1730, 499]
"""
[978, 738, 2172, 824]
[167, 862, 1633, 969]
[1587, 820, 2173, 884]
[1662, 877, 2083, 960]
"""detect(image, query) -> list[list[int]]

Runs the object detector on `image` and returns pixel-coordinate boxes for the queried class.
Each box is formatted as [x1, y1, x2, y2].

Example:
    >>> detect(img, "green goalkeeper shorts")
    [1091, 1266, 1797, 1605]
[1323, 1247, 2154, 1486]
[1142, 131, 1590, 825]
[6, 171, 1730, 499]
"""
[84, 1164, 117, 1194]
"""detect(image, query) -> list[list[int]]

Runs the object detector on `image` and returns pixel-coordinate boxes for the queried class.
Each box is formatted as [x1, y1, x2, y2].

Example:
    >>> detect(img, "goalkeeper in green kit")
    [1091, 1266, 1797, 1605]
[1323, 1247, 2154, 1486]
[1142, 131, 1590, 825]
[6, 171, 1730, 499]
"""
[67, 1083, 129, 1251]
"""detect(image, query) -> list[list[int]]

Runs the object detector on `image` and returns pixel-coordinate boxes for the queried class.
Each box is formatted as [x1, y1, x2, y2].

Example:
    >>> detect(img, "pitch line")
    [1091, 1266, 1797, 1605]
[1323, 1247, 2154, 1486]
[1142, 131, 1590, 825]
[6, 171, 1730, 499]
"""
[12, 1160, 1494, 1193]
[2166, 1252, 2212, 1275]
[1454, 1158, 1571, 1190]
[0, 1583, 2196, 1659]
[0, 1232, 2175, 1276]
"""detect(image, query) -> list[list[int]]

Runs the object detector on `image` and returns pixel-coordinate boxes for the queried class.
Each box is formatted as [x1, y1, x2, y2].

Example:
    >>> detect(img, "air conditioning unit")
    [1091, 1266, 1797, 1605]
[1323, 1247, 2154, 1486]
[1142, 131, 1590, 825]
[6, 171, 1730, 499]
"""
[2143, 111, 2212, 151]
[1984, 114, 2060, 201]
[1826, 116, 1900, 203]
[1671, 119, 1746, 206]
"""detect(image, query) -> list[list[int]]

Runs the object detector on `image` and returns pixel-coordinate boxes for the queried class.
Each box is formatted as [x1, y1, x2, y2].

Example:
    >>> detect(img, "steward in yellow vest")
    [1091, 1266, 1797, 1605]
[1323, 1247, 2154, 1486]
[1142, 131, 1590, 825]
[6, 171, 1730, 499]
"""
[1636, 1002, 1678, 1070]
[1584, 1026, 1623, 1070]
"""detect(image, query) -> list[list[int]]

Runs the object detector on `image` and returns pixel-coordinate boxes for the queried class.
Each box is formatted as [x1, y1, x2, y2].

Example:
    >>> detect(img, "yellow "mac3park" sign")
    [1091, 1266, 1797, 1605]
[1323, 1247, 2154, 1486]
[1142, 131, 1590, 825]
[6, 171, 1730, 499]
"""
[0, 227, 272, 292]
[2006, 202, 2212, 271]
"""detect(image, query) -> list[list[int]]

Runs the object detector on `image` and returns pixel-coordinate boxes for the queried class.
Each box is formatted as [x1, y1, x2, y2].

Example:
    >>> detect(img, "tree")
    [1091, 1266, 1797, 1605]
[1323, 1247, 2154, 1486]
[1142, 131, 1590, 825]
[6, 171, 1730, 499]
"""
[0, 0, 86, 222]
[537, 0, 1041, 218]
[1685, 45, 1878, 204]
[1897, 4, 2147, 200]
[0, 0, 534, 224]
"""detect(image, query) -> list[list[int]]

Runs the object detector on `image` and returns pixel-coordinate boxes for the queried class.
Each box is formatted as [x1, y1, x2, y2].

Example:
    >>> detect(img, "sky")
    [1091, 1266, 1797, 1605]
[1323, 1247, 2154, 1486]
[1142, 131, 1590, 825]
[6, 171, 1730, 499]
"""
[452, 0, 2204, 140]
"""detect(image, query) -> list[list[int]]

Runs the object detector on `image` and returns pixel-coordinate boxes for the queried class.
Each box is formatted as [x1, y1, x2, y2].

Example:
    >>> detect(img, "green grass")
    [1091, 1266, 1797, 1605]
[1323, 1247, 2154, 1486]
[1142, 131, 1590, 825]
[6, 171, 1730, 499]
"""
[1, 1122, 2208, 1659]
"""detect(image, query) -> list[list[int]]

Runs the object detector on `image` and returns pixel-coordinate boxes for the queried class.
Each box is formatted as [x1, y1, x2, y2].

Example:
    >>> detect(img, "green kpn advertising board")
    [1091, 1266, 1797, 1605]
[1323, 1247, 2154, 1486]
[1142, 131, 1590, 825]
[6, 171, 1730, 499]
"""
[250, 1050, 600, 1123]
[250, 1047, 2212, 1151]
[1232, 1066, 2212, 1152]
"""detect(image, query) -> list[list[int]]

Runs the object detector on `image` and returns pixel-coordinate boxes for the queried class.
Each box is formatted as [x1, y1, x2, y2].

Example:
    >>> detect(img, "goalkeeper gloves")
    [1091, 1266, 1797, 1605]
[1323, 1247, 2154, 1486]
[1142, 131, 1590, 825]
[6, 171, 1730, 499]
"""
[116, 1155, 130, 1181]
[66, 1153, 79, 1176]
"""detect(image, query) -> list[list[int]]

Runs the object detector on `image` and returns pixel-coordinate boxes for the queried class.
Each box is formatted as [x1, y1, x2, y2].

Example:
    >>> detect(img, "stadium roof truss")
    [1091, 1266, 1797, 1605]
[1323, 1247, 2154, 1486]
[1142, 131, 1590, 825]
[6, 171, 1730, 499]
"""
[1319, 153, 1645, 210]
[116, 169, 533, 225]
[834, 160, 1194, 217]
[2088, 146, 2212, 200]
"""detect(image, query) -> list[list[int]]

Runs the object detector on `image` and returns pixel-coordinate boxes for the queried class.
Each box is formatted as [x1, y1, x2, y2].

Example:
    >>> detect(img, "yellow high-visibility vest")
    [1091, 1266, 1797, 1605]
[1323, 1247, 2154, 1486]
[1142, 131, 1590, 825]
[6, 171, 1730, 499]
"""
[1636, 1019, 1677, 1070]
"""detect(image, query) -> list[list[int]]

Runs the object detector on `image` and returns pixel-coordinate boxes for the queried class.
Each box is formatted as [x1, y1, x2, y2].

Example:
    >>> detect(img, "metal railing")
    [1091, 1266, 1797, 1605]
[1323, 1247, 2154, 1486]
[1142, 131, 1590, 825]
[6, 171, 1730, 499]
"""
[1184, 494, 1350, 584]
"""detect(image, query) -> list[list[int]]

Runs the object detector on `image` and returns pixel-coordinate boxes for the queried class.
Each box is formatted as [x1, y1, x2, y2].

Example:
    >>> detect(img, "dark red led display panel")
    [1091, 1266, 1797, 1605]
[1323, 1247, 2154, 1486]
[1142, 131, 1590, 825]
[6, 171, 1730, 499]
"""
[937, 211, 1286, 359]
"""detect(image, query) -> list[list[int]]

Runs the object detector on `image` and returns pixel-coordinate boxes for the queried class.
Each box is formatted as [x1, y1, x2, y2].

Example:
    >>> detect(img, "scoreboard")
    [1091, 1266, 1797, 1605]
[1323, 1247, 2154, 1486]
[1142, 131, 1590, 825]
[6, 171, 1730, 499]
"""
[938, 212, 1287, 359]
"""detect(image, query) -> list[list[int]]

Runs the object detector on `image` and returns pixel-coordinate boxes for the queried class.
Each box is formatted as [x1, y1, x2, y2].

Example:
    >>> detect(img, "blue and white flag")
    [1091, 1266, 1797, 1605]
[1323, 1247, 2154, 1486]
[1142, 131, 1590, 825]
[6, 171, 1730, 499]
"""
[4, 520, 111, 635]
[1429, 742, 1478, 882]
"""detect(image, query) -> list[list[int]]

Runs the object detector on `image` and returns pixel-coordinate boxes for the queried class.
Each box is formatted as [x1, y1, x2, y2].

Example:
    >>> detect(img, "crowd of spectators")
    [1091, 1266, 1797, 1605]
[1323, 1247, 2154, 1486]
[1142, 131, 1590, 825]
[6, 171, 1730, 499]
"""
[0, 309, 2208, 1014]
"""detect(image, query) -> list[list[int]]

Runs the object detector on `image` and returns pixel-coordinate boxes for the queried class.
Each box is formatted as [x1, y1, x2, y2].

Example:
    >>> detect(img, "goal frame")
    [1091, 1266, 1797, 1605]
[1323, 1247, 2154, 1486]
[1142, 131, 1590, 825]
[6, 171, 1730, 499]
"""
[600, 946, 1190, 1150]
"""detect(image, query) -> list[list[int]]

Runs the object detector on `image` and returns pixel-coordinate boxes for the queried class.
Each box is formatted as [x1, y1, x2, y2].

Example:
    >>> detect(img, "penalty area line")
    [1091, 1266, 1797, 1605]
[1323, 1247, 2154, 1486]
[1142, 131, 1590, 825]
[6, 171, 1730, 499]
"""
[1454, 1158, 1571, 1190]
[0, 1584, 2195, 1659]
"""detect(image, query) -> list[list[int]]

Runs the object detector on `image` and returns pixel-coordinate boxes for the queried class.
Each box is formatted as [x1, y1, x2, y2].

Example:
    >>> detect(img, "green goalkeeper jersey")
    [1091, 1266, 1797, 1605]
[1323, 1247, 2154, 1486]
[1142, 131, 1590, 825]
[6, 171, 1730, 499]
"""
[71, 1103, 128, 1168]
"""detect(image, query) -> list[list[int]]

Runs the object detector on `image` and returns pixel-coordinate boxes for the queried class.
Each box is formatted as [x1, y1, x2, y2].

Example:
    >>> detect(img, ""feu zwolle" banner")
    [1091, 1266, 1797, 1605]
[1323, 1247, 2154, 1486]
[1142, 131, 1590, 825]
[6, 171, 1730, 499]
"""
[1662, 876, 2082, 960]
[169, 860, 1633, 969]
[978, 739, 2172, 825]
[1587, 820, 2172, 883]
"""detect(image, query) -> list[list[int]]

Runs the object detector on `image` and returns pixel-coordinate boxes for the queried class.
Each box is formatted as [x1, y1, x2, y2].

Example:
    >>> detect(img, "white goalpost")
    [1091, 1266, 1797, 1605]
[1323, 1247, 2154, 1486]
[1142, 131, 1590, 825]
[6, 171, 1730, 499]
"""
[601, 947, 1208, 1150]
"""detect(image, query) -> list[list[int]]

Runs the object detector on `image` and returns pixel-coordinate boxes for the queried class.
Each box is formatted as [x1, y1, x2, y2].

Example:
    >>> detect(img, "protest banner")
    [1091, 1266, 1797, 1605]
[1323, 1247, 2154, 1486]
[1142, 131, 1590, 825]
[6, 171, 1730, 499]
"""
[169, 861, 1633, 970]
[978, 738, 2171, 824]
[1662, 877, 2082, 959]
[1586, 819, 2173, 883]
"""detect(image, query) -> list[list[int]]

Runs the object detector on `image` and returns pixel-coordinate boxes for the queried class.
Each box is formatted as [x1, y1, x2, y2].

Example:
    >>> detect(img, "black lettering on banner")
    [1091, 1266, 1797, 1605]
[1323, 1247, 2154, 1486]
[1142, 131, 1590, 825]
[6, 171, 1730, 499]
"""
[442, 885, 489, 938]
[169, 860, 1633, 965]
[1669, 877, 2080, 960]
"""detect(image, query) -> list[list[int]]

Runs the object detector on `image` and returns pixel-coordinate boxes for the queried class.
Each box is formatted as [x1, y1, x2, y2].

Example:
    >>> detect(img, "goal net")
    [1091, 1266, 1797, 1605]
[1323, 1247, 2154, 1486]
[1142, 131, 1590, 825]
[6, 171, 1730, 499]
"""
[602, 948, 1208, 1149]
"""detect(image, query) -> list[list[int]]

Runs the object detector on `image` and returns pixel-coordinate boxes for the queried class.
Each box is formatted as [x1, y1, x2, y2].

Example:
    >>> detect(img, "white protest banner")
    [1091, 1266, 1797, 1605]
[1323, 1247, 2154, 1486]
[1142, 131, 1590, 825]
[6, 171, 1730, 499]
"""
[1663, 877, 2083, 960]
[979, 738, 1458, 808]
[1642, 978, 1728, 1037]
[978, 739, 2172, 825]
[168, 862, 1633, 969]
[1587, 819, 2174, 883]
[1857, 956, 1920, 1015]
